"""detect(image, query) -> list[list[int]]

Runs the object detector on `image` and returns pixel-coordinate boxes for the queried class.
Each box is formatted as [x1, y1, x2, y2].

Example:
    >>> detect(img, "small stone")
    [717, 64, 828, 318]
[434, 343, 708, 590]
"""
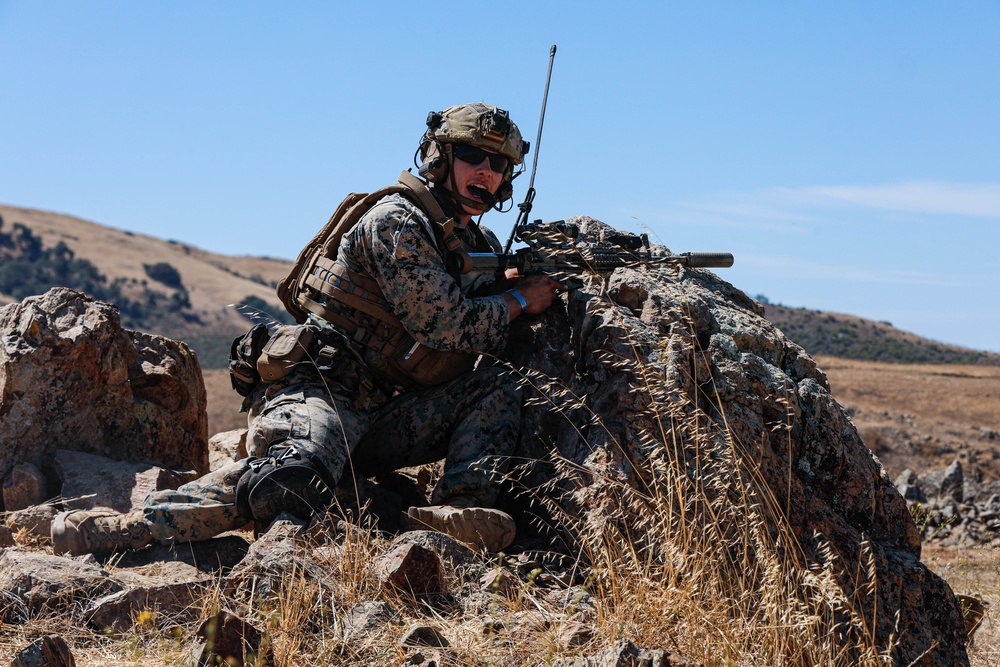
[377, 541, 444, 597]
[399, 624, 450, 648]
[11, 634, 76, 667]
[4, 504, 58, 540]
[193, 609, 271, 667]
[479, 567, 518, 595]
[341, 600, 400, 638]
[556, 620, 595, 648]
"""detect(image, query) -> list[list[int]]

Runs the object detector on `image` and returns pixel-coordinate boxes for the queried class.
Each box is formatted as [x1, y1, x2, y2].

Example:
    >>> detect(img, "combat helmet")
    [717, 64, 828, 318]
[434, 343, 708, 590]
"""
[418, 103, 530, 212]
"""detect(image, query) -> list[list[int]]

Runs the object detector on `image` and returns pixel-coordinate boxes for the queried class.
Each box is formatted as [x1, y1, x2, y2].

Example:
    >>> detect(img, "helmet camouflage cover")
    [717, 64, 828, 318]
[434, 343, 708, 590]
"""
[426, 103, 529, 166]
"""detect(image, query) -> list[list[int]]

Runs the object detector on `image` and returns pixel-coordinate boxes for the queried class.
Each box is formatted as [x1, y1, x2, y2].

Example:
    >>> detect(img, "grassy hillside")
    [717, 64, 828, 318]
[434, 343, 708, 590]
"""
[764, 302, 1000, 366]
[0, 204, 295, 367]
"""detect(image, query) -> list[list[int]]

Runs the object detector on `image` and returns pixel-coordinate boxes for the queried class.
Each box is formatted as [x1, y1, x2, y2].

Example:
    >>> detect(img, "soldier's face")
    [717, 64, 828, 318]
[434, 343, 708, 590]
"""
[445, 144, 505, 216]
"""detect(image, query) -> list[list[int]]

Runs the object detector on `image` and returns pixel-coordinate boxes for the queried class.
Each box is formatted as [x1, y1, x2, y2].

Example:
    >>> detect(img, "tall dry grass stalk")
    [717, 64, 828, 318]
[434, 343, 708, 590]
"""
[509, 295, 898, 666]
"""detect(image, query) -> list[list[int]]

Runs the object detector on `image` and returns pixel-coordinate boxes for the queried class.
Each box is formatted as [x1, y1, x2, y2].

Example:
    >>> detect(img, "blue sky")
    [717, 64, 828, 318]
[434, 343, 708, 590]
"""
[1, 2, 998, 352]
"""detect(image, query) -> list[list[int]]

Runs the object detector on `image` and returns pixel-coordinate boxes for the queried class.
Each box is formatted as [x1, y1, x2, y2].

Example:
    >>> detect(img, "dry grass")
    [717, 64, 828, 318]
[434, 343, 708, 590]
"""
[923, 544, 1000, 667]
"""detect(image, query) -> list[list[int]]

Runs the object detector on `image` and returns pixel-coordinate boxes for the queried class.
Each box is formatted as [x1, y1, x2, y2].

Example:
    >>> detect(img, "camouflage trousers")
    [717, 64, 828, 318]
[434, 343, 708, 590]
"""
[143, 365, 522, 543]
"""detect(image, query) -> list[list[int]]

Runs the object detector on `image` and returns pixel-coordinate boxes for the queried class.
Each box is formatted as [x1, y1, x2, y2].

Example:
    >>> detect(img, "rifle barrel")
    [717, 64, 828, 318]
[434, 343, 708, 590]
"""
[675, 252, 734, 268]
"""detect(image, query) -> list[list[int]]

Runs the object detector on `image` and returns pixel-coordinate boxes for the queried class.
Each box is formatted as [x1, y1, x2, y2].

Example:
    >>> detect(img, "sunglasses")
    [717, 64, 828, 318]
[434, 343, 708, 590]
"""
[451, 143, 510, 174]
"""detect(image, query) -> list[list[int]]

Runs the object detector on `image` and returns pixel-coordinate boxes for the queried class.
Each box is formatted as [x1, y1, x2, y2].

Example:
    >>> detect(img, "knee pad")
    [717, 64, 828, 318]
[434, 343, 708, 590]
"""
[235, 445, 335, 526]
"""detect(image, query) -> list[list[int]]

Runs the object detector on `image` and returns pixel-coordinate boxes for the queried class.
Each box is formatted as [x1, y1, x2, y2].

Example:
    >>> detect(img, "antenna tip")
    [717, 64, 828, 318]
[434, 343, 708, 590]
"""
[550, 45, 557, 55]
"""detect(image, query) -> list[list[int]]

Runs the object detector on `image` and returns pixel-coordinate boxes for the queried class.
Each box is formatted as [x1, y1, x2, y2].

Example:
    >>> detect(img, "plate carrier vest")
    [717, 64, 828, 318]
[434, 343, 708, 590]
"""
[276, 171, 497, 388]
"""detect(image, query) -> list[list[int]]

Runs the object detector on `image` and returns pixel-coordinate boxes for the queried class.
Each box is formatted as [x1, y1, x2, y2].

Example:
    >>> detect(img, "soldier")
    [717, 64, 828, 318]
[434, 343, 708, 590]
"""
[52, 103, 563, 556]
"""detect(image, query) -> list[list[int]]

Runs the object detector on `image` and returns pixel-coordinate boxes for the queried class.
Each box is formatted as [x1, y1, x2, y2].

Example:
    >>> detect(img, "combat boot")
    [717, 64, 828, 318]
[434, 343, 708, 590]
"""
[51, 510, 153, 556]
[404, 496, 516, 552]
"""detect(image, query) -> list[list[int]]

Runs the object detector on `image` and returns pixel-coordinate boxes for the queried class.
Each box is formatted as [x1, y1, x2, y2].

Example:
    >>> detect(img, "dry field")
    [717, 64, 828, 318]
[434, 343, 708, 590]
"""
[816, 355, 1000, 481]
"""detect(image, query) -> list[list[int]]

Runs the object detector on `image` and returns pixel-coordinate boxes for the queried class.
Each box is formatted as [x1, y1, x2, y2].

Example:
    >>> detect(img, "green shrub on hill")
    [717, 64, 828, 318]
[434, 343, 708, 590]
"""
[143, 261, 184, 289]
[0, 219, 196, 330]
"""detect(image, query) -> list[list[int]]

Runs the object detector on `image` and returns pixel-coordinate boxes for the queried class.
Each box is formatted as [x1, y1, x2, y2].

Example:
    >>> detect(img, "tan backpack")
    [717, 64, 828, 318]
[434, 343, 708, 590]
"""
[277, 171, 442, 323]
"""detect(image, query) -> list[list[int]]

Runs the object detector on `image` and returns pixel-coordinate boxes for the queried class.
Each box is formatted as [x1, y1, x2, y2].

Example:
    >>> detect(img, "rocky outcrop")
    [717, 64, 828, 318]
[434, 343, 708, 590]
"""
[0, 288, 209, 508]
[503, 217, 967, 666]
[898, 459, 1000, 547]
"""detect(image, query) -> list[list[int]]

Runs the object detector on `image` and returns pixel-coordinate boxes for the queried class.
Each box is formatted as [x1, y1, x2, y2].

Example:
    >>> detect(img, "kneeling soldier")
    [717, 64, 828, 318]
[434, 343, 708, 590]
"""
[53, 103, 563, 556]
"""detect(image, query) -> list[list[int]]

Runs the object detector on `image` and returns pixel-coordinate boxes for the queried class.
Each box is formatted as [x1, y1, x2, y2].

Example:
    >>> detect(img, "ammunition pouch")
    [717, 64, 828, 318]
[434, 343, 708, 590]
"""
[387, 336, 478, 388]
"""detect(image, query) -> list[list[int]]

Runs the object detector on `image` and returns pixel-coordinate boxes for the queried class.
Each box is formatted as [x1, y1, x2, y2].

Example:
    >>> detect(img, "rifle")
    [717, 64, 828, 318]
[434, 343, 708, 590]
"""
[463, 220, 733, 283]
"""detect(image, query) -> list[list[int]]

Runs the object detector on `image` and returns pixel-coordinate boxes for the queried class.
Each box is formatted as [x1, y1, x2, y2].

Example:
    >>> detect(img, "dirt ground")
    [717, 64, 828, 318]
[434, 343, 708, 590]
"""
[923, 543, 1000, 665]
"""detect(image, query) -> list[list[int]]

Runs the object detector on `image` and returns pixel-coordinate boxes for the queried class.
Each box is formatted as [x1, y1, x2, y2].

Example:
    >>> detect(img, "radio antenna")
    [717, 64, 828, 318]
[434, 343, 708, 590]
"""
[504, 44, 557, 253]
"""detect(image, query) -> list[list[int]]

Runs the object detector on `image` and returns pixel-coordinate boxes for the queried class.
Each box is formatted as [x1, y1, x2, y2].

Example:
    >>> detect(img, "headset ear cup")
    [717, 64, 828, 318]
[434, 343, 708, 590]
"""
[418, 157, 447, 183]
[418, 140, 449, 183]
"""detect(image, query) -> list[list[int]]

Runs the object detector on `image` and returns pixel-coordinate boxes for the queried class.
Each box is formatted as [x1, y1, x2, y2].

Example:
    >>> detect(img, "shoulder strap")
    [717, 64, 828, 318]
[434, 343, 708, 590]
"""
[277, 182, 406, 322]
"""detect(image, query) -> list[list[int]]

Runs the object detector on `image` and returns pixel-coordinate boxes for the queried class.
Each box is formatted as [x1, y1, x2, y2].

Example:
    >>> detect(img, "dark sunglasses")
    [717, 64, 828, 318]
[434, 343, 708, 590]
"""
[451, 143, 510, 173]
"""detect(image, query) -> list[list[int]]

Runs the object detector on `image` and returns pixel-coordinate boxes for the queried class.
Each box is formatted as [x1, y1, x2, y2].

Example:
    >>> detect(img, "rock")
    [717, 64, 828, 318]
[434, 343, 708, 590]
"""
[85, 560, 212, 633]
[225, 515, 325, 600]
[956, 594, 987, 645]
[4, 503, 58, 540]
[399, 624, 450, 648]
[895, 468, 927, 504]
[551, 639, 699, 667]
[479, 567, 518, 596]
[340, 601, 401, 639]
[190, 609, 271, 667]
[556, 619, 595, 648]
[208, 429, 247, 470]
[3, 462, 47, 511]
[10, 634, 76, 667]
[503, 217, 967, 666]
[388, 529, 477, 572]
[53, 449, 196, 513]
[112, 533, 251, 574]
[0, 523, 13, 547]
[0, 549, 121, 619]
[377, 541, 444, 598]
[941, 460, 966, 501]
[0, 288, 209, 482]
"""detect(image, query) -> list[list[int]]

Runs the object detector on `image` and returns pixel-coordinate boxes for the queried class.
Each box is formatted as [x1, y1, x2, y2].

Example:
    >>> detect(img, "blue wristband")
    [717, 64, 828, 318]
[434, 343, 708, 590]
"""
[507, 289, 528, 309]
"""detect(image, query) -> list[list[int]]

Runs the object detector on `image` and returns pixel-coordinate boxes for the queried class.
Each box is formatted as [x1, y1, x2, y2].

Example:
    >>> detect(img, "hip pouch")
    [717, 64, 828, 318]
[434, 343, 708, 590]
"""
[256, 324, 317, 382]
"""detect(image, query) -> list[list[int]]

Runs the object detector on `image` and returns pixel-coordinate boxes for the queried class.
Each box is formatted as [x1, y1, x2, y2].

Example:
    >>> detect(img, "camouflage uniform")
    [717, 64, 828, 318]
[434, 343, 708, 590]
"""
[143, 191, 521, 543]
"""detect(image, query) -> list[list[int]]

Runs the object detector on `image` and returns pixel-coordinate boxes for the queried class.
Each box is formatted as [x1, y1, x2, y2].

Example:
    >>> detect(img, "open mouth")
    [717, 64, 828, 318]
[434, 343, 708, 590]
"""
[467, 185, 489, 201]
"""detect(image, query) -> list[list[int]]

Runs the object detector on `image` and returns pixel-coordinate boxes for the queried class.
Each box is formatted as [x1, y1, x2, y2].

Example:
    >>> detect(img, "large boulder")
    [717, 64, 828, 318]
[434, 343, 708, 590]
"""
[504, 217, 967, 666]
[0, 288, 209, 500]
